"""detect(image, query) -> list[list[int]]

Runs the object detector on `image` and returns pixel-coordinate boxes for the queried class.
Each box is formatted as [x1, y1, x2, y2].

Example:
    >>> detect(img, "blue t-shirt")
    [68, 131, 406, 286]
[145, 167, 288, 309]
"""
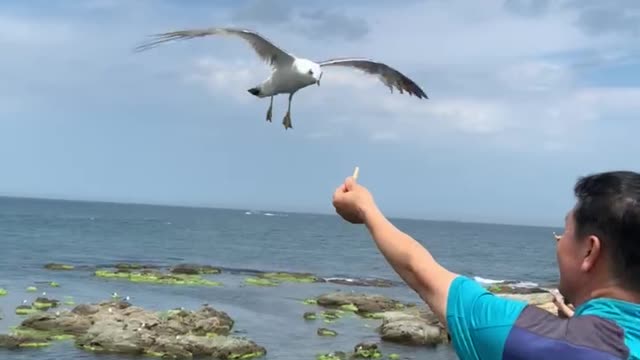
[446, 275, 640, 359]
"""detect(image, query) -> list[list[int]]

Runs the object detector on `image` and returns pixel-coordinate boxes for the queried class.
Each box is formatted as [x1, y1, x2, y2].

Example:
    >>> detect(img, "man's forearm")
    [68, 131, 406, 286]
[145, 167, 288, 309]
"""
[363, 205, 457, 325]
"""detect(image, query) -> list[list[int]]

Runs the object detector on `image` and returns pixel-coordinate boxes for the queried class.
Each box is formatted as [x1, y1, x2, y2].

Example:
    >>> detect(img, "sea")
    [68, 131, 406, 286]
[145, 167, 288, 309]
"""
[0, 196, 562, 360]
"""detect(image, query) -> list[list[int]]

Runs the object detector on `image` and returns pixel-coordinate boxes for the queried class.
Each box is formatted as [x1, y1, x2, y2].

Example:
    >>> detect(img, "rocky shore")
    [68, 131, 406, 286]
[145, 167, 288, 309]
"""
[0, 262, 561, 359]
[1, 298, 265, 359]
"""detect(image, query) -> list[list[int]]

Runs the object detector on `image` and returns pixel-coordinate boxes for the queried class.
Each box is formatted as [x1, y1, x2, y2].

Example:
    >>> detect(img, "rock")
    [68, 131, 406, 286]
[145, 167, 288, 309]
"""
[0, 288, 7, 296]
[316, 352, 348, 360]
[324, 278, 395, 288]
[94, 269, 221, 287]
[6, 299, 265, 359]
[314, 286, 561, 347]
[0, 334, 51, 349]
[72, 304, 100, 316]
[22, 312, 93, 335]
[317, 328, 338, 336]
[378, 308, 448, 346]
[303, 312, 317, 320]
[15, 305, 40, 316]
[353, 342, 382, 358]
[114, 263, 158, 271]
[33, 297, 60, 310]
[315, 342, 389, 360]
[244, 277, 278, 287]
[316, 292, 406, 315]
[170, 264, 221, 275]
[44, 263, 75, 271]
[259, 271, 318, 283]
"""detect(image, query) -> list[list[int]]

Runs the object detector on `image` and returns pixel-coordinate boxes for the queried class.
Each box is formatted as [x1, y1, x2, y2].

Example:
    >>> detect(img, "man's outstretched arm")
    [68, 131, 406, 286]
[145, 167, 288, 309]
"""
[332, 176, 458, 326]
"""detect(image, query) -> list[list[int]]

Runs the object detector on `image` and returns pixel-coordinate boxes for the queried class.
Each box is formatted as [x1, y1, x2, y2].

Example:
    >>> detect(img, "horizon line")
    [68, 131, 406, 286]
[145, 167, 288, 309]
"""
[0, 192, 562, 230]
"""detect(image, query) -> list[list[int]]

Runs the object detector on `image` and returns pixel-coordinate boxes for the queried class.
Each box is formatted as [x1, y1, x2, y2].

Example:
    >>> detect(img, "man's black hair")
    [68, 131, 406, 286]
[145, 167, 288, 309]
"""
[573, 170, 640, 291]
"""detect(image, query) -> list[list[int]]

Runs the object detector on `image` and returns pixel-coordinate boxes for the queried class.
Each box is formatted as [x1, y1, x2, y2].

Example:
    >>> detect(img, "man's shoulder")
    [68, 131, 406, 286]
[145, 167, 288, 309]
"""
[504, 301, 633, 359]
[576, 298, 640, 359]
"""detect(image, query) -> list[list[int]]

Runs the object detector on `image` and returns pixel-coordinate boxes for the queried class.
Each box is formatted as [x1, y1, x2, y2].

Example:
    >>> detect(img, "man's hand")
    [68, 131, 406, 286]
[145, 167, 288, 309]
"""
[332, 176, 376, 224]
[551, 290, 575, 318]
[331, 174, 457, 327]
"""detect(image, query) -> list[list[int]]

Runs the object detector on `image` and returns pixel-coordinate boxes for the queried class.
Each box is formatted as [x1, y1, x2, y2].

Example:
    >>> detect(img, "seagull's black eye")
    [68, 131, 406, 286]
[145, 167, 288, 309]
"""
[308, 70, 313, 75]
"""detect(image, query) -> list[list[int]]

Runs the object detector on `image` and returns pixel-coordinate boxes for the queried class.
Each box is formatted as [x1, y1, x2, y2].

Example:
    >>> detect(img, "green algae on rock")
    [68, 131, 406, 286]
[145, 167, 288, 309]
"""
[303, 312, 317, 320]
[9, 299, 266, 359]
[316, 343, 383, 360]
[0, 288, 7, 296]
[170, 263, 221, 275]
[94, 269, 221, 287]
[44, 263, 75, 271]
[26, 286, 37, 292]
[317, 328, 338, 336]
[33, 297, 60, 310]
[15, 305, 40, 316]
[244, 277, 278, 287]
[260, 271, 318, 283]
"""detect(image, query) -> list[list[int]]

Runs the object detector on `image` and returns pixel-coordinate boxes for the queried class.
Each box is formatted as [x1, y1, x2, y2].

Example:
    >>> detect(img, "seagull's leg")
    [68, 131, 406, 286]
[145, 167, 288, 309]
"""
[266, 96, 273, 122]
[282, 93, 294, 130]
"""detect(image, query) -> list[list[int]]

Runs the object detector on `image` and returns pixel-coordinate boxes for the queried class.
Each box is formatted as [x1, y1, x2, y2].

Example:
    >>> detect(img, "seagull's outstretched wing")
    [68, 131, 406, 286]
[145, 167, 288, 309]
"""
[318, 58, 428, 99]
[134, 27, 295, 68]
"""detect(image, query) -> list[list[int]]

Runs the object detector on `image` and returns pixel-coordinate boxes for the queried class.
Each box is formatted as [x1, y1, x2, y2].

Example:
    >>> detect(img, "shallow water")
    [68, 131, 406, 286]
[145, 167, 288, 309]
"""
[0, 196, 561, 359]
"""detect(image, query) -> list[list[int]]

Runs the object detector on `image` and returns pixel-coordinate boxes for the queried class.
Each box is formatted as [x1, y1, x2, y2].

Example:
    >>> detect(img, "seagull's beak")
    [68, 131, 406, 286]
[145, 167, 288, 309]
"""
[317, 73, 322, 86]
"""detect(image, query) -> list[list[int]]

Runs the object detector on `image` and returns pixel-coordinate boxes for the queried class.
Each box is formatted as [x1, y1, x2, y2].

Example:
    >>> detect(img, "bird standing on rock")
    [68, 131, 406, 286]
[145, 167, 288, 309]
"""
[134, 27, 428, 130]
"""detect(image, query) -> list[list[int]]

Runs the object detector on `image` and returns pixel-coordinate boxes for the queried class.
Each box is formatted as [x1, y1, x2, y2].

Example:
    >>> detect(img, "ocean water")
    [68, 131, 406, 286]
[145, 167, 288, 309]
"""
[0, 196, 562, 359]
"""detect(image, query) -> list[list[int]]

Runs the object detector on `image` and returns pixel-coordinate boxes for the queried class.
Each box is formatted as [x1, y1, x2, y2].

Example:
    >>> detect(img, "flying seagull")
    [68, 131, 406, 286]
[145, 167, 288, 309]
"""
[134, 27, 428, 130]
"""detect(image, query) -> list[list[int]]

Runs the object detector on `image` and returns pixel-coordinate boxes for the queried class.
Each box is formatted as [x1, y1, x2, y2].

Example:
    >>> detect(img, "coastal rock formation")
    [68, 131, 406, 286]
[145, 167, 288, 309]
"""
[2, 299, 266, 359]
[312, 285, 561, 347]
[315, 292, 407, 315]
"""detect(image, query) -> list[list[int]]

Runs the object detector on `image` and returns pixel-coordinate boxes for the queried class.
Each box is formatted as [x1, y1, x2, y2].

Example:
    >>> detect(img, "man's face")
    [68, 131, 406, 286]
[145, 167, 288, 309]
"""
[556, 208, 586, 304]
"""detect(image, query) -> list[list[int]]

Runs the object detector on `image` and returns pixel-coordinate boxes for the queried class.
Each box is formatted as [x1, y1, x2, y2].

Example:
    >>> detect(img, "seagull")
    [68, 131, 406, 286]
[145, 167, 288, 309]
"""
[134, 27, 428, 130]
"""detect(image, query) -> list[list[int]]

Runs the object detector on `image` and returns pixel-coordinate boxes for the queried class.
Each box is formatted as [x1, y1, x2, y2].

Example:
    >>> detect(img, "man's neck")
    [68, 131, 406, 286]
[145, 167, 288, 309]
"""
[576, 286, 640, 307]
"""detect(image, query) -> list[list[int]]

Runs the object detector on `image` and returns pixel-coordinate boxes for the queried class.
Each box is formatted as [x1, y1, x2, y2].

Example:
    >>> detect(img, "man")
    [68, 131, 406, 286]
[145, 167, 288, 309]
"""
[332, 170, 640, 359]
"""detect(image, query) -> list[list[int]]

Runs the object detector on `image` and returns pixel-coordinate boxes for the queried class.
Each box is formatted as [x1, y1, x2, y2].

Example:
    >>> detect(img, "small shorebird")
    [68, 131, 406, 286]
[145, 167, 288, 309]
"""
[134, 27, 428, 130]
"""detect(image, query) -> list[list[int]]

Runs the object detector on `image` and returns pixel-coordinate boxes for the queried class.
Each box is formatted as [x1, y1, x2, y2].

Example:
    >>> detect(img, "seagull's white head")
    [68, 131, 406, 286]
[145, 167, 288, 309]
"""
[298, 60, 323, 86]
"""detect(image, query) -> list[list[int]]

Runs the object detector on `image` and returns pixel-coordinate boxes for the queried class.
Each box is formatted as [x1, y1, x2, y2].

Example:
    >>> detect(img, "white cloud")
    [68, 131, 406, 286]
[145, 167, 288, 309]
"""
[185, 57, 268, 103]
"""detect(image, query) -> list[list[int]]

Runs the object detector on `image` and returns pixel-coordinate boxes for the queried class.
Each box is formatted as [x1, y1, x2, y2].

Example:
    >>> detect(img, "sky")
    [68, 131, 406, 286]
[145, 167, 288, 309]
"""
[0, 0, 638, 227]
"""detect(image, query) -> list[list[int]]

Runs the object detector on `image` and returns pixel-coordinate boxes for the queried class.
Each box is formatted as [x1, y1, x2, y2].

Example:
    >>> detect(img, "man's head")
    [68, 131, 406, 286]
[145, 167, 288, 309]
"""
[557, 171, 640, 305]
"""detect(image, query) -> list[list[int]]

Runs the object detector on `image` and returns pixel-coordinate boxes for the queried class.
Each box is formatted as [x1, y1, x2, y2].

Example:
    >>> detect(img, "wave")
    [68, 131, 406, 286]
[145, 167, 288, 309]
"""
[473, 276, 540, 289]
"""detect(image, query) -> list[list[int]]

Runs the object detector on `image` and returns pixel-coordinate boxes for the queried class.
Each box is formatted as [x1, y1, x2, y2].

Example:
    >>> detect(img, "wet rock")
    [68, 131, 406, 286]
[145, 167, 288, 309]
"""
[0, 334, 51, 349]
[114, 263, 158, 271]
[353, 342, 382, 358]
[324, 278, 395, 288]
[94, 269, 221, 287]
[317, 328, 338, 336]
[44, 263, 75, 271]
[244, 277, 278, 287]
[15, 305, 40, 316]
[314, 285, 561, 347]
[378, 307, 448, 346]
[6, 299, 265, 359]
[33, 297, 60, 310]
[258, 271, 319, 284]
[170, 264, 221, 275]
[303, 312, 317, 320]
[316, 343, 383, 359]
[0, 288, 7, 296]
[315, 292, 407, 315]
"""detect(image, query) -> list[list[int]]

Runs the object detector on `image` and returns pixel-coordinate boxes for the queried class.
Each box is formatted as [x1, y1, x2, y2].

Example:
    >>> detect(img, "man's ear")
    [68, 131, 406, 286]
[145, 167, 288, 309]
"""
[581, 235, 602, 272]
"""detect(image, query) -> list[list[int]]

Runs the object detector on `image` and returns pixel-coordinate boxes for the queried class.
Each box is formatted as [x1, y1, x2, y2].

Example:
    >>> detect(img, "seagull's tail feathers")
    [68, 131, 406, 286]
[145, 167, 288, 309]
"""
[247, 87, 261, 97]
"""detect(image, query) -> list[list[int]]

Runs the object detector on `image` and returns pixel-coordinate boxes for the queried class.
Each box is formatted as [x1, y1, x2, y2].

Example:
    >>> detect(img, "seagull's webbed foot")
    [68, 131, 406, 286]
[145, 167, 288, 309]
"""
[282, 93, 294, 130]
[266, 96, 273, 122]
[282, 111, 292, 130]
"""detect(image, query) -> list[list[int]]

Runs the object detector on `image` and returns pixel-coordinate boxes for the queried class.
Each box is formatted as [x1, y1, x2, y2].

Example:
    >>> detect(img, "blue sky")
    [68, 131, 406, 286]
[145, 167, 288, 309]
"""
[0, 0, 638, 227]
